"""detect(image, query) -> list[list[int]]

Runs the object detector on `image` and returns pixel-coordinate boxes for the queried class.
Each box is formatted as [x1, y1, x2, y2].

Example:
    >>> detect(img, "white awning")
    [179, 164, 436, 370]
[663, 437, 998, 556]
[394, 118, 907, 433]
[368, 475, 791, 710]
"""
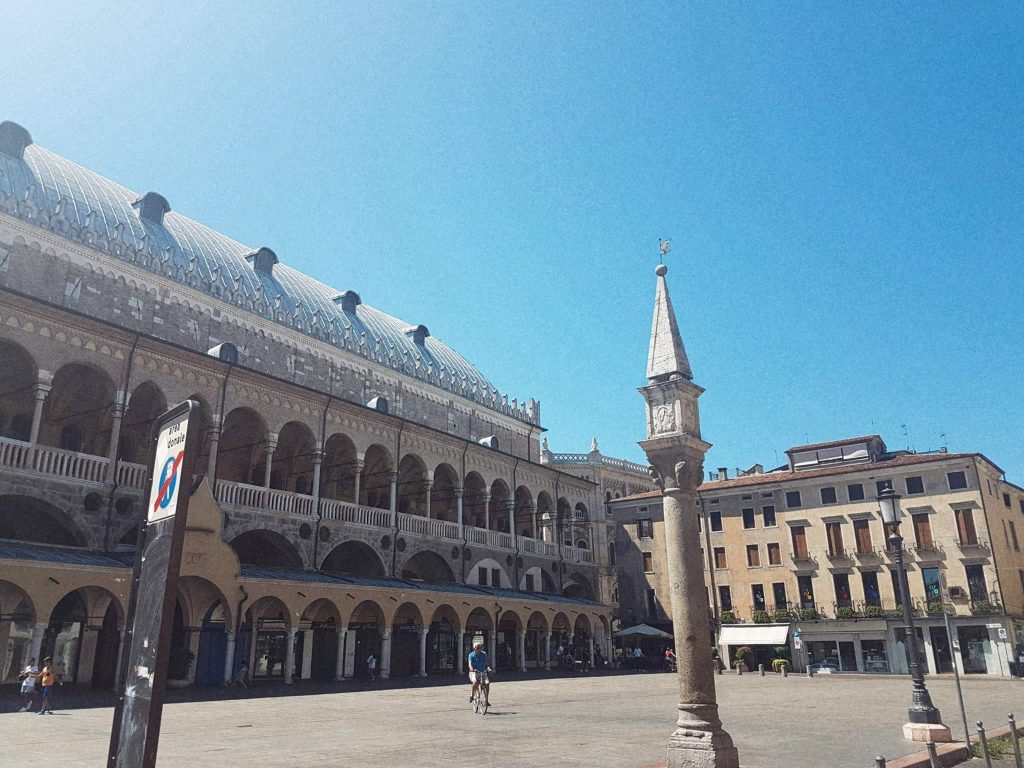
[614, 623, 673, 639]
[718, 624, 790, 646]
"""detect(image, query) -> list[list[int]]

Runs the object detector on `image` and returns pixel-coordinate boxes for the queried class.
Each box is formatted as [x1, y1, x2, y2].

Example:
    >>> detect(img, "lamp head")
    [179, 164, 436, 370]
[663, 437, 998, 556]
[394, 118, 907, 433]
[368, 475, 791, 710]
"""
[876, 485, 902, 527]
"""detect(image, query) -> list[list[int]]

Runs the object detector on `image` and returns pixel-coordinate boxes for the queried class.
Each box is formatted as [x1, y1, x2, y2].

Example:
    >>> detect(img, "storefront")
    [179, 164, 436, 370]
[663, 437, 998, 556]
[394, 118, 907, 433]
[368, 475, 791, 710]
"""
[790, 619, 888, 673]
[718, 624, 790, 670]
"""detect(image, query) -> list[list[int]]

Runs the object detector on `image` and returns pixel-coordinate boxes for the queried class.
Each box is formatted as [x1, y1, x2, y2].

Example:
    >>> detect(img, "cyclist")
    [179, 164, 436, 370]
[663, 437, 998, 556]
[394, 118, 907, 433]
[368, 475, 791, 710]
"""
[467, 641, 491, 705]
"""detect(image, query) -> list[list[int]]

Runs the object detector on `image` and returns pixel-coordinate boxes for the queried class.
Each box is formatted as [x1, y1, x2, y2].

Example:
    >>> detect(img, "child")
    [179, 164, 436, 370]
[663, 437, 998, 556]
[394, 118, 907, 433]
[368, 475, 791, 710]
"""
[19, 657, 38, 712]
[34, 657, 57, 714]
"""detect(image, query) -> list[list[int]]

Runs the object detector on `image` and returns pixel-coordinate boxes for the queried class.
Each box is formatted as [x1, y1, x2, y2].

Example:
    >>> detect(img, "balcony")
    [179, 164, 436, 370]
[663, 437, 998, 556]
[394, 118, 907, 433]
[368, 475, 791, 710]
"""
[320, 498, 392, 529]
[115, 461, 148, 491]
[908, 542, 945, 561]
[216, 479, 315, 516]
[561, 545, 595, 564]
[0, 436, 109, 484]
[397, 512, 460, 541]
[789, 551, 818, 570]
[518, 536, 558, 558]
[854, 546, 885, 563]
[955, 537, 991, 555]
[465, 526, 513, 550]
[970, 599, 1003, 616]
[825, 548, 855, 563]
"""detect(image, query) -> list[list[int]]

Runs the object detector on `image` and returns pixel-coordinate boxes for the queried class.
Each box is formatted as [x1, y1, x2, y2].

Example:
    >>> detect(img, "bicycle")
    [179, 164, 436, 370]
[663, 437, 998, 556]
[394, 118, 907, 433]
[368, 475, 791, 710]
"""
[471, 670, 490, 715]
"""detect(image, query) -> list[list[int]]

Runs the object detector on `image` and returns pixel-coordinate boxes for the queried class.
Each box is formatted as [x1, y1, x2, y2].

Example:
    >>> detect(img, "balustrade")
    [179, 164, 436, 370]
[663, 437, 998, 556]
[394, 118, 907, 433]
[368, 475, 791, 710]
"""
[31, 444, 109, 483]
[398, 512, 460, 540]
[560, 545, 595, 564]
[0, 437, 30, 469]
[465, 526, 514, 550]
[115, 461, 148, 491]
[319, 498, 392, 529]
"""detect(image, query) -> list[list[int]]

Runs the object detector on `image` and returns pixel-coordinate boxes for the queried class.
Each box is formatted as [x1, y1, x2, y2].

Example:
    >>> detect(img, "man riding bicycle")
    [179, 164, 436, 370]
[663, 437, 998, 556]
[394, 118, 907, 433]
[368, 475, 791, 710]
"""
[468, 641, 491, 705]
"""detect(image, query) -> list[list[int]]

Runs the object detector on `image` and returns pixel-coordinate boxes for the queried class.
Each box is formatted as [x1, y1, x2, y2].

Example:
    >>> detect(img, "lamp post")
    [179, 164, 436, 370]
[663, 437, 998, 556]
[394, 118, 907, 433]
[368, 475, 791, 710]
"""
[877, 486, 950, 742]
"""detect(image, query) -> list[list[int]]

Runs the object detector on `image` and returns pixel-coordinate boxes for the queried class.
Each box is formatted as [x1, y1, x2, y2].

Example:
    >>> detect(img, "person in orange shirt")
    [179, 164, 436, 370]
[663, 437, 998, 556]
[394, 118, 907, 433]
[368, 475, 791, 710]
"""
[32, 657, 58, 715]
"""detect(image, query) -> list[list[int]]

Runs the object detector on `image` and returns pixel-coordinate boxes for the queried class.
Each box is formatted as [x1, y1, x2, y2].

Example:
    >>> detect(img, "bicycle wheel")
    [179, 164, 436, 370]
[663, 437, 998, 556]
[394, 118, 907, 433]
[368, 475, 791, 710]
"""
[472, 692, 481, 714]
[480, 694, 488, 715]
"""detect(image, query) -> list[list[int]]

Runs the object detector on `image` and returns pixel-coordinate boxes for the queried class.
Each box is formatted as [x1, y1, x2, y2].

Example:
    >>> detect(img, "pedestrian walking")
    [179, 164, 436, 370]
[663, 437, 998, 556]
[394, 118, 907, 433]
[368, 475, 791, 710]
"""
[19, 657, 38, 711]
[226, 662, 248, 688]
[33, 657, 58, 714]
[366, 653, 377, 681]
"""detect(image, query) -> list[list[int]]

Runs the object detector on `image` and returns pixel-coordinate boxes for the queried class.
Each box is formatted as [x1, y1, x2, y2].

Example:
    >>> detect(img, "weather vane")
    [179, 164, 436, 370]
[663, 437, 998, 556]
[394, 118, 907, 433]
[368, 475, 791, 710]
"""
[659, 238, 671, 264]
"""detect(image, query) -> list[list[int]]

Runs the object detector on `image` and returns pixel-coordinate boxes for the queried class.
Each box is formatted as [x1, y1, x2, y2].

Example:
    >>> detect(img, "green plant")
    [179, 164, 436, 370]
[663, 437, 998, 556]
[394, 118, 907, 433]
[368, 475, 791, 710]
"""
[771, 658, 789, 673]
[970, 600, 999, 615]
[752, 609, 771, 624]
[972, 736, 1014, 760]
[926, 601, 945, 615]
[733, 646, 753, 669]
[719, 610, 737, 625]
[772, 608, 794, 620]
[772, 645, 791, 661]
[798, 607, 820, 620]
[836, 607, 860, 620]
[862, 605, 884, 619]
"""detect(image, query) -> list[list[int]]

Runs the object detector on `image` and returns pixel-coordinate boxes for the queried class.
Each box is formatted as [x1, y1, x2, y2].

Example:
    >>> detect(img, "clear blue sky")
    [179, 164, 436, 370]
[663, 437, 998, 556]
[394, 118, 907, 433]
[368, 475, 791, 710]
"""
[6, 2, 1023, 479]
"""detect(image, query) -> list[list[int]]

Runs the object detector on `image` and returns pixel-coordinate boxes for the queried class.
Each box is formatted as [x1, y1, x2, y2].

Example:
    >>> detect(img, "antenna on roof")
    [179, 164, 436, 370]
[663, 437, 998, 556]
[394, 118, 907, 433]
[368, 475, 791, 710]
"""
[900, 423, 910, 451]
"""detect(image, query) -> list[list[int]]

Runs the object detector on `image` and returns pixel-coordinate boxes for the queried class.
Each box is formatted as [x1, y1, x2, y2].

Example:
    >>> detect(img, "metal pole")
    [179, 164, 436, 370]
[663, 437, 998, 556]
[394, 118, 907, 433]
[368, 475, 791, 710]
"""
[890, 529, 942, 724]
[925, 741, 939, 768]
[939, 573, 970, 745]
[977, 721, 992, 768]
[1009, 713, 1022, 768]
[874, 757, 887, 768]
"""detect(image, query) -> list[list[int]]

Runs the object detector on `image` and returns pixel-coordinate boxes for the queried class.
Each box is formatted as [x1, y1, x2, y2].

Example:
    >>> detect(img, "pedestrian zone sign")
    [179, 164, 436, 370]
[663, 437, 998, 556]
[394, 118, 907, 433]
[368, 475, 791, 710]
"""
[147, 410, 191, 523]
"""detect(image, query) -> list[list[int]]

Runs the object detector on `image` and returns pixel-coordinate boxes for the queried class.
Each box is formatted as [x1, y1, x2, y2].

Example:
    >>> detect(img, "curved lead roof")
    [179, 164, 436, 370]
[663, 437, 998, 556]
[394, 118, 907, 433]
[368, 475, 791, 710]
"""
[0, 124, 537, 425]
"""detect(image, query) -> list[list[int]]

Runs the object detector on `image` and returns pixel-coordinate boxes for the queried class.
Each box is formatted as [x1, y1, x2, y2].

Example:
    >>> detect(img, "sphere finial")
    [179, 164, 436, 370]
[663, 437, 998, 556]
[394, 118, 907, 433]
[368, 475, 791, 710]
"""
[655, 263, 668, 276]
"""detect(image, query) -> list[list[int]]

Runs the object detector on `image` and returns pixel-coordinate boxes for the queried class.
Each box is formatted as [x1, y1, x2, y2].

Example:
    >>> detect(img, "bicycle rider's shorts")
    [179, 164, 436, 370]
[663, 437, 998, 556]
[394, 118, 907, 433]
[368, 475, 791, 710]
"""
[469, 670, 487, 684]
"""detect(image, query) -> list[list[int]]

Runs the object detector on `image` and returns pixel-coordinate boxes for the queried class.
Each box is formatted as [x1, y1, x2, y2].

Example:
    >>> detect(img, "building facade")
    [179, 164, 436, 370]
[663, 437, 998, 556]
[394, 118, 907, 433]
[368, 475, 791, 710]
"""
[0, 119, 613, 690]
[611, 434, 1024, 677]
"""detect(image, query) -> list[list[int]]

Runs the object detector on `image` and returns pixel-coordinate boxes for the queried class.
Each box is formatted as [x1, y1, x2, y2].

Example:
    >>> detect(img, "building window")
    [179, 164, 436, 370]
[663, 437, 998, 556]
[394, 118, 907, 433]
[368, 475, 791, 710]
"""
[791, 526, 809, 559]
[853, 519, 872, 555]
[642, 551, 654, 573]
[862, 571, 881, 606]
[718, 585, 732, 611]
[798, 575, 815, 608]
[741, 494, 753, 501]
[906, 476, 925, 495]
[847, 483, 865, 502]
[525, 574, 535, 592]
[1010, 521, 1020, 552]
[478, 567, 488, 586]
[912, 513, 934, 549]
[751, 584, 766, 610]
[746, 544, 760, 567]
[762, 506, 777, 527]
[645, 588, 658, 619]
[767, 542, 781, 565]
[786, 490, 802, 508]
[491, 569, 501, 588]
[876, 480, 892, 496]
[833, 573, 852, 608]
[964, 564, 987, 602]
[954, 508, 978, 546]
[947, 471, 968, 490]
[820, 487, 837, 505]
[921, 567, 942, 604]
[826, 522, 845, 557]
[710, 510, 723, 532]
[1004, 493, 1012, 508]
[772, 582, 788, 609]
[761, 492, 774, 499]
[742, 508, 755, 529]
[636, 519, 654, 539]
[713, 547, 727, 569]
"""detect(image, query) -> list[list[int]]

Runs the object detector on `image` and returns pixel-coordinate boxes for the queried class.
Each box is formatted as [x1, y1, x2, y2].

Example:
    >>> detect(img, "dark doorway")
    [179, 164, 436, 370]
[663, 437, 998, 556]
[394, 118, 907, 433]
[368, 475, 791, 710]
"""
[929, 626, 954, 673]
[91, 602, 120, 689]
[390, 624, 420, 677]
[195, 603, 227, 686]
[310, 620, 338, 681]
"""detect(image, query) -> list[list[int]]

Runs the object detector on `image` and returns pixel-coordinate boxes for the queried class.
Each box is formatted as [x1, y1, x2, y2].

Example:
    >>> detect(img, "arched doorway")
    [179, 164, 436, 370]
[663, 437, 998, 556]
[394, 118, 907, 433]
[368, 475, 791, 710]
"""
[118, 382, 167, 464]
[359, 444, 392, 509]
[463, 607, 493, 672]
[302, 599, 341, 682]
[42, 591, 87, 683]
[348, 600, 384, 680]
[230, 530, 303, 569]
[194, 602, 228, 686]
[38, 363, 115, 456]
[0, 582, 35, 683]
[427, 605, 459, 675]
[389, 602, 423, 678]
[90, 601, 121, 689]
[496, 611, 522, 671]
[526, 611, 548, 669]
[216, 408, 267, 485]
[0, 339, 37, 443]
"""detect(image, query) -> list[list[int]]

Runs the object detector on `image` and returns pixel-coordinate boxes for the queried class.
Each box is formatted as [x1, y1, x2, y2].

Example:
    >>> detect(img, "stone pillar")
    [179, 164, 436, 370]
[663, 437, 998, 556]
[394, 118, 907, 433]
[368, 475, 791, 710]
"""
[639, 262, 738, 768]
[335, 626, 347, 681]
[424, 478, 433, 519]
[483, 491, 491, 530]
[530, 502, 538, 539]
[544, 632, 552, 670]
[380, 628, 393, 679]
[506, 499, 516, 534]
[185, 630, 199, 684]
[206, 416, 222, 481]
[262, 436, 277, 508]
[224, 633, 236, 684]
[455, 487, 464, 537]
[26, 381, 51, 468]
[418, 628, 429, 677]
[311, 449, 324, 514]
[353, 458, 364, 504]
[388, 471, 399, 529]
[588, 634, 595, 668]
[104, 394, 126, 482]
[607, 628, 614, 664]
[284, 626, 297, 683]
[77, 626, 99, 685]
[488, 629, 497, 670]
[114, 626, 126, 688]
[300, 630, 313, 680]
[29, 621, 46, 661]
[457, 631, 465, 674]
[517, 629, 527, 672]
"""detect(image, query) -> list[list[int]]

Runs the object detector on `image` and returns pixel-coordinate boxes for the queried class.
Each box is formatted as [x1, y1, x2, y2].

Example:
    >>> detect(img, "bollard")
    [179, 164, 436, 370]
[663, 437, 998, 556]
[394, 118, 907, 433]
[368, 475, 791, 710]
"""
[925, 741, 939, 768]
[978, 721, 992, 768]
[874, 757, 886, 768]
[806, 666, 813, 678]
[782, 665, 788, 678]
[737, 665, 743, 676]
[1009, 713, 1022, 768]
[758, 664, 765, 677]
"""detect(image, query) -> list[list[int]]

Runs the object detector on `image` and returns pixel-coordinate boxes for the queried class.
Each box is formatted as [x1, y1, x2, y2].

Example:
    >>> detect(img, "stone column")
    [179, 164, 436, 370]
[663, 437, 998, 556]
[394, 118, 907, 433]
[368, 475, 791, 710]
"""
[26, 381, 51, 468]
[335, 626, 347, 681]
[380, 628, 392, 679]
[77, 626, 99, 685]
[300, 630, 313, 680]
[352, 458, 364, 504]
[261, 436, 277, 509]
[517, 629, 527, 672]
[114, 625, 126, 688]
[311, 449, 324, 515]
[588, 634, 595, 668]
[104, 393, 126, 482]
[418, 628, 429, 677]
[185, 631, 199, 684]
[29, 621, 46, 661]
[606, 628, 614, 663]
[424, 477, 433, 519]
[506, 499, 516, 534]
[206, 416, 222, 481]
[482, 491, 491, 530]
[457, 631, 465, 674]
[455, 486, 464, 536]
[224, 633, 236, 684]
[544, 632, 552, 670]
[388, 471, 399, 529]
[284, 626, 297, 683]
[530, 502, 538, 539]
[488, 629, 497, 670]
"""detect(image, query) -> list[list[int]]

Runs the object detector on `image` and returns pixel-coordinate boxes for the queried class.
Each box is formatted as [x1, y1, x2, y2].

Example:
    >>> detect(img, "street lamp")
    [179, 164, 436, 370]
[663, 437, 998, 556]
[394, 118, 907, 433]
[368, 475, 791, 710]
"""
[877, 485, 946, 736]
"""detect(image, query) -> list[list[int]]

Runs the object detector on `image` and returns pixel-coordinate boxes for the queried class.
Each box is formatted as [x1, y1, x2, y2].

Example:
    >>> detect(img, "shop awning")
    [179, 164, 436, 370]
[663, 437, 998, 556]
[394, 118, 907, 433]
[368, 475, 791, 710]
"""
[718, 624, 790, 646]
[614, 623, 673, 639]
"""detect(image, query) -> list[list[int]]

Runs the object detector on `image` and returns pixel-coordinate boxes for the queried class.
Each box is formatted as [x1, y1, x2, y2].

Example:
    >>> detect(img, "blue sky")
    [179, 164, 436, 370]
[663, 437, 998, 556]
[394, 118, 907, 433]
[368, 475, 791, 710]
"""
[6, 2, 1023, 479]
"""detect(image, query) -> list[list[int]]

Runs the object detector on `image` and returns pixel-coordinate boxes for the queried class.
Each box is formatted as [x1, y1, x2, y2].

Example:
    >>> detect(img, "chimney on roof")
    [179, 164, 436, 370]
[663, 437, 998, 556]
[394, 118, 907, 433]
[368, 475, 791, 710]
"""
[404, 324, 430, 345]
[717, 467, 729, 481]
[245, 247, 278, 276]
[0, 121, 32, 160]
[132, 192, 171, 226]
[333, 290, 361, 314]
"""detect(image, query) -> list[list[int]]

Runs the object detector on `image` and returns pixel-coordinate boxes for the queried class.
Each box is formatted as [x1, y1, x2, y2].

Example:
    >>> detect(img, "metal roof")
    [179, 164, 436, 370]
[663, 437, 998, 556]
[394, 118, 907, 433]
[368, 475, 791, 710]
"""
[0, 128, 538, 424]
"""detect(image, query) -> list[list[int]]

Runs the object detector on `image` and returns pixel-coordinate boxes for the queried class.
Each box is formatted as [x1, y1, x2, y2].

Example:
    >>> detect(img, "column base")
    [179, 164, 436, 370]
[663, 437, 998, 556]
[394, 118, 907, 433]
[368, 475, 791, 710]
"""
[902, 722, 952, 743]
[666, 728, 740, 768]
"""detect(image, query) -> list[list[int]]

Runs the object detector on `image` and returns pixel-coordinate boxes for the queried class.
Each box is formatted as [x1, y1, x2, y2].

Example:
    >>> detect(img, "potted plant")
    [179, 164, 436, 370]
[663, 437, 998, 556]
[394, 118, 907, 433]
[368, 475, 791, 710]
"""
[863, 605, 884, 619]
[733, 646, 753, 673]
[926, 601, 946, 615]
[752, 609, 771, 624]
[836, 606, 860, 620]
[772, 607, 794, 621]
[798, 607, 820, 621]
[771, 658, 789, 673]
[719, 610, 737, 625]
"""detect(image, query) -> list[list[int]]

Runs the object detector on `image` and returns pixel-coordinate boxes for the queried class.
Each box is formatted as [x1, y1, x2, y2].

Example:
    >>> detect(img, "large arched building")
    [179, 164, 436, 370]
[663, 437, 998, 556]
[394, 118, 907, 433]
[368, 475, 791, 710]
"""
[0, 120, 611, 688]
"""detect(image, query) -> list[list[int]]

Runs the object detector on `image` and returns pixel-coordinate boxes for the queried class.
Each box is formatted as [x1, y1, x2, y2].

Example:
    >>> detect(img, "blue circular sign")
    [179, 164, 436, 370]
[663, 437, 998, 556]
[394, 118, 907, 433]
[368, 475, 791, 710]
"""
[157, 455, 178, 509]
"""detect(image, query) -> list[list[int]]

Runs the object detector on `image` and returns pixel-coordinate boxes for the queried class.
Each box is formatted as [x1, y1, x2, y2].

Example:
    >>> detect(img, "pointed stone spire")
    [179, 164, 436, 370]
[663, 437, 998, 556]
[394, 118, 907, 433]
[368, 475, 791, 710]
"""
[646, 264, 693, 382]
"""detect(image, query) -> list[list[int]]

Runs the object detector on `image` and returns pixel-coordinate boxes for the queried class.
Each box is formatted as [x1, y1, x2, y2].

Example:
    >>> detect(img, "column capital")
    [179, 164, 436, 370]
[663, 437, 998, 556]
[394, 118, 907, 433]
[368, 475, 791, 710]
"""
[354, 458, 365, 469]
[505, 500, 515, 511]
[32, 382, 52, 400]
[382, 628, 392, 639]
[312, 451, 324, 465]
[388, 470, 399, 483]
[423, 479, 434, 490]
[418, 627, 429, 638]
[454, 486, 464, 499]
[265, 438, 278, 454]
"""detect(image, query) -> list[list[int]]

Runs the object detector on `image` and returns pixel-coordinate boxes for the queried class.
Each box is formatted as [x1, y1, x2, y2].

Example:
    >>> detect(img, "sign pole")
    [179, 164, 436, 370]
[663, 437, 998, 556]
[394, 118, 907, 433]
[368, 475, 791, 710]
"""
[107, 400, 201, 768]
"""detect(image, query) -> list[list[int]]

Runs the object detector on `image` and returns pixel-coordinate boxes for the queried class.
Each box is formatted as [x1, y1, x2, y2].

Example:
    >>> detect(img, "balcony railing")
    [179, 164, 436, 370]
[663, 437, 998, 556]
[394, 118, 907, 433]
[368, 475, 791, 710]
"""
[398, 512, 460, 541]
[956, 538, 991, 554]
[30, 444, 109, 484]
[561, 545, 595, 564]
[826, 548, 855, 562]
[216, 480, 314, 516]
[908, 543, 944, 559]
[115, 461, 148, 491]
[518, 536, 558, 558]
[0, 436, 31, 469]
[466, 526, 514, 550]
[320, 498, 392, 529]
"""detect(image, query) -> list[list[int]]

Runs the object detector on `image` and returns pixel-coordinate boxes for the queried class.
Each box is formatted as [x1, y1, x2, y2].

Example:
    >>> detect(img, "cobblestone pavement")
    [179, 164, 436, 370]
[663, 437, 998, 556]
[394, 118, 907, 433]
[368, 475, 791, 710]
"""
[0, 671, 1020, 767]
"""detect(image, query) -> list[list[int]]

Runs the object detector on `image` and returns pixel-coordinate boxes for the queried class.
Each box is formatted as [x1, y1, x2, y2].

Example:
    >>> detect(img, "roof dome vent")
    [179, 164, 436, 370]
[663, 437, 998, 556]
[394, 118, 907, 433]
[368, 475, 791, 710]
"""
[0, 121, 32, 159]
[333, 290, 362, 314]
[131, 192, 171, 226]
[404, 324, 430, 345]
[245, 247, 278, 276]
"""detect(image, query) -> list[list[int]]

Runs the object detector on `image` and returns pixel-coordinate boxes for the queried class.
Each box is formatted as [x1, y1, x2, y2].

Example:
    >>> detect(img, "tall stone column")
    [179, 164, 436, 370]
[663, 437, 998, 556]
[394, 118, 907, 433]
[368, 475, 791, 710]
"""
[335, 625, 348, 681]
[206, 415, 222, 482]
[455, 486, 464, 537]
[26, 380, 51, 468]
[224, 632, 236, 684]
[352, 458, 364, 504]
[517, 629, 527, 672]
[284, 626, 297, 684]
[104, 393, 126, 482]
[639, 262, 738, 768]
[530, 502, 538, 539]
[311, 449, 323, 513]
[423, 478, 433, 519]
[544, 632, 552, 670]
[505, 499, 516, 535]
[262, 435, 277, 509]
[457, 630, 465, 674]
[388, 470, 399, 529]
[482, 491, 491, 530]
[418, 628, 429, 677]
[380, 628, 393, 679]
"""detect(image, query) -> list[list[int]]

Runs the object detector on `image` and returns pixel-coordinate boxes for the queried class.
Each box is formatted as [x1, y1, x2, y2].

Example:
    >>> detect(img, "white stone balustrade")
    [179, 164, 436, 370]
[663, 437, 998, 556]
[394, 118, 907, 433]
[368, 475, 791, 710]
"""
[216, 479, 267, 511]
[27, 443, 109, 483]
[115, 461, 148, 490]
[466, 525, 514, 550]
[319, 498, 392, 529]
[561, 545, 595, 564]
[398, 512, 460, 540]
[0, 437, 30, 469]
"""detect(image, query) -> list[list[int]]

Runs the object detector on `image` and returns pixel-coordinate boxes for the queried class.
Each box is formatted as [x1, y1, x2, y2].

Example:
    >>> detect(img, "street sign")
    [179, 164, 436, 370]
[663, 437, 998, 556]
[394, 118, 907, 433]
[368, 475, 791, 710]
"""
[987, 623, 1002, 629]
[999, 628, 1008, 640]
[793, 638, 802, 650]
[108, 400, 201, 768]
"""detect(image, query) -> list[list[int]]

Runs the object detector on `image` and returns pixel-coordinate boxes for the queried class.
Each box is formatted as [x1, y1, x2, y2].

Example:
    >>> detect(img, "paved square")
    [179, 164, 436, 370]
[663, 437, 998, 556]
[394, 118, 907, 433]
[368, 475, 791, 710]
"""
[1, 673, 1020, 767]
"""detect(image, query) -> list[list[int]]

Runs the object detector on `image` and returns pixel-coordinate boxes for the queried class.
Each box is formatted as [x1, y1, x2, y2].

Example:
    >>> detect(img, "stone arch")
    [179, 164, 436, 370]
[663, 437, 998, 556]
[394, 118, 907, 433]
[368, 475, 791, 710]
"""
[527, 610, 548, 632]
[431, 462, 459, 522]
[537, 491, 554, 542]
[0, 494, 87, 547]
[469, 557, 510, 589]
[400, 550, 456, 584]
[321, 431, 357, 502]
[557, 497, 573, 545]
[118, 380, 167, 464]
[176, 575, 234, 629]
[429, 603, 461, 629]
[514, 485, 534, 537]
[463, 471, 487, 529]
[389, 601, 423, 628]
[39, 361, 115, 455]
[397, 452, 428, 515]
[489, 478, 511, 532]
[574, 613, 592, 635]
[229, 529, 303, 569]
[302, 597, 342, 625]
[217, 407, 267, 484]
[551, 611, 571, 633]
[273, 420, 317, 493]
[563, 571, 595, 601]
[0, 337, 38, 442]
[360, 443, 393, 509]
[320, 540, 387, 578]
[347, 599, 385, 627]
[0, 580, 35, 682]
[247, 595, 292, 629]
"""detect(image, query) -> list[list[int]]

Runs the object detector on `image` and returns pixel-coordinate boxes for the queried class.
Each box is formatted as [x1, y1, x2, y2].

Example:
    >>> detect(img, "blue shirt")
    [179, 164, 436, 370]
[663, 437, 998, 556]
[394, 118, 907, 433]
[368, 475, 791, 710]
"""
[468, 650, 488, 672]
